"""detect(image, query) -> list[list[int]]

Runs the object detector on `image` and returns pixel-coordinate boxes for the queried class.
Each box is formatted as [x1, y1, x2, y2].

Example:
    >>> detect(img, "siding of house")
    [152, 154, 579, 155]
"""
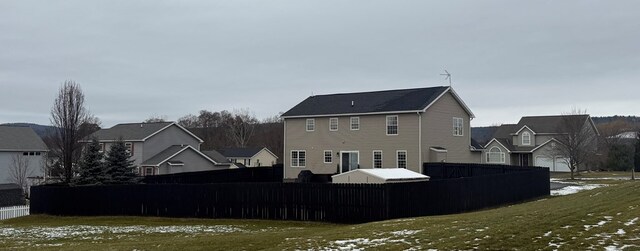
[251, 150, 277, 167]
[143, 125, 201, 162]
[421, 92, 476, 164]
[284, 113, 420, 179]
[0, 151, 46, 183]
[158, 149, 219, 174]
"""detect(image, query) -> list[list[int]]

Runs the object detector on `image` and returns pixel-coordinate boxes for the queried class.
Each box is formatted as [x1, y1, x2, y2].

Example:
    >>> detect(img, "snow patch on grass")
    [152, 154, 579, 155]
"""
[624, 217, 638, 226]
[0, 224, 246, 241]
[551, 184, 606, 196]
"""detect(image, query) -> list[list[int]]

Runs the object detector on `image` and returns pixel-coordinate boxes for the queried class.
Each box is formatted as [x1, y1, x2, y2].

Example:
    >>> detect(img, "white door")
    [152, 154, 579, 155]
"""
[535, 156, 554, 171]
[554, 157, 571, 172]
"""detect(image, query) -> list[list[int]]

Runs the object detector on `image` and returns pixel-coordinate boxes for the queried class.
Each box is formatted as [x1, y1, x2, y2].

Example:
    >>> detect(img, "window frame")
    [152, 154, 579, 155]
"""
[125, 142, 134, 157]
[522, 132, 531, 145]
[373, 150, 383, 168]
[291, 150, 306, 167]
[486, 146, 506, 163]
[453, 117, 464, 136]
[386, 115, 399, 135]
[329, 117, 338, 131]
[350, 117, 360, 130]
[396, 150, 407, 169]
[306, 119, 315, 132]
[324, 150, 333, 163]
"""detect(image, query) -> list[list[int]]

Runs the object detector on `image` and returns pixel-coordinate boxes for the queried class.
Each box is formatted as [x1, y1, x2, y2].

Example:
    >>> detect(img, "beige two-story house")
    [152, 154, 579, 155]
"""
[85, 122, 230, 176]
[484, 115, 599, 172]
[281, 86, 479, 180]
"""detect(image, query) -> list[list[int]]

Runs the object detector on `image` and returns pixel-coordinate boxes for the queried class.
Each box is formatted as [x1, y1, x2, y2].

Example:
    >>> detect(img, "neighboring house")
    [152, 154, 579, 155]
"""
[483, 115, 599, 172]
[0, 126, 48, 185]
[85, 122, 226, 176]
[216, 147, 278, 167]
[281, 86, 478, 180]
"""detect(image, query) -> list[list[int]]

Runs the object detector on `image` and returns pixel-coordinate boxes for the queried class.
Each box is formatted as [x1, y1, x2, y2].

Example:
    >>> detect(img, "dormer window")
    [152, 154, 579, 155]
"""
[522, 132, 531, 145]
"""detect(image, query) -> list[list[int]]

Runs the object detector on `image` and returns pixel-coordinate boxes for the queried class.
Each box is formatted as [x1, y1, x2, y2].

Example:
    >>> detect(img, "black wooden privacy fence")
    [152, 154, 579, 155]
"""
[30, 163, 550, 223]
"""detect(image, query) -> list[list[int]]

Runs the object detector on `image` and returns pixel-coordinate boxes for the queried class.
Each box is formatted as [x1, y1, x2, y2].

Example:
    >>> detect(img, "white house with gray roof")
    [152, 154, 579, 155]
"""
[483, 115, 599, 172]
[85, 122, 228, 176]
[281, 86, 480, 180]
[0, 126, 48, 185]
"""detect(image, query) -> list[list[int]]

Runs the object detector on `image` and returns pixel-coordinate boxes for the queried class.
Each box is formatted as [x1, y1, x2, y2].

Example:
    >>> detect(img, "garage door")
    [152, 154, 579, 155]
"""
[554, 157, 571, 172]
[535, 157, 553, 170]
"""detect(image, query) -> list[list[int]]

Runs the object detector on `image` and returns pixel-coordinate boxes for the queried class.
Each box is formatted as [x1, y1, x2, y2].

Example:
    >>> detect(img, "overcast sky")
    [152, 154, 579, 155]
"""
[1, 1, 639, 128]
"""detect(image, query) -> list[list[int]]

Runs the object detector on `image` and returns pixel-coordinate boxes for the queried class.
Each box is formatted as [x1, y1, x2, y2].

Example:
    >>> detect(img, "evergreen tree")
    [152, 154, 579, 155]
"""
[633, 132, 639, 180]
[103, 140, 139, 184]
[73, 138, 106, 185]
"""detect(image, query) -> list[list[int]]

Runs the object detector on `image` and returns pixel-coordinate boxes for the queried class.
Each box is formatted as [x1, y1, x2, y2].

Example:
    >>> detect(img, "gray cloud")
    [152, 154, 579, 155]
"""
[1, 0, 639, 127]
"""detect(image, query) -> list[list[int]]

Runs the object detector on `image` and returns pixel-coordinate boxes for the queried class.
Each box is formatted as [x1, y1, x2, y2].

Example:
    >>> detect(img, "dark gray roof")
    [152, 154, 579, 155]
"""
[202, 150, 230, 163]
[492, 124, 518, 139]
[470, 138, 484, 150]
[90, 122, 173, 141]
[217, 147, 264, 158]
[281, 86, 450, 117]
[141, 145, 188, 166]
[516, 115, 590, 134]
[0, 126, 48, 151]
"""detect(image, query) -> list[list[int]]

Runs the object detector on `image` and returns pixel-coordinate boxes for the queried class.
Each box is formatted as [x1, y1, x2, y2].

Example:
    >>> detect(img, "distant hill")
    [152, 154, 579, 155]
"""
[0, 123, 56, 139]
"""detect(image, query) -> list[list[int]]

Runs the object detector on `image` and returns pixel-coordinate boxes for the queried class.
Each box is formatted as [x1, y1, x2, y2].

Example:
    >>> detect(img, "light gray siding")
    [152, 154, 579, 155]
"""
[284, 113, 420, 179]
[143, 125, 201, 162]
[157, 148, 219, 174]
[0, 151, 46, 183]
[422, 92, 476, 163]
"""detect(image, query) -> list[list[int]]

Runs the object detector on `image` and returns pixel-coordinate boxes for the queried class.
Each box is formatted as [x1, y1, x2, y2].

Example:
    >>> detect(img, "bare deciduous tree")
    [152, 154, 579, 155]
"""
[50, 81, 93, 183]
[227, 109, 258, 147]
[553, 109, 599, 180]
[9, 154, 33, 194]
[144, 114, 168, 123]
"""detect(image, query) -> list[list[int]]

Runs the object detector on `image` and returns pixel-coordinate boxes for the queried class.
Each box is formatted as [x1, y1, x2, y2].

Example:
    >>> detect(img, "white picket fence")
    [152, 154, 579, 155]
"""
[0, 205, 30, 220]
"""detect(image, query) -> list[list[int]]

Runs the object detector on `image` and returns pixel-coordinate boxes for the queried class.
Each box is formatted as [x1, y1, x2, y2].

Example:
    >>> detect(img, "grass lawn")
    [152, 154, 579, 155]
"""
[1, 176, 639, 250]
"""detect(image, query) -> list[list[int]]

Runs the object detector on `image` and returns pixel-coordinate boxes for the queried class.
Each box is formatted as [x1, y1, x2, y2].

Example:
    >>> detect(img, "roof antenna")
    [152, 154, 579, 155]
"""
[440, 70, 452, 86]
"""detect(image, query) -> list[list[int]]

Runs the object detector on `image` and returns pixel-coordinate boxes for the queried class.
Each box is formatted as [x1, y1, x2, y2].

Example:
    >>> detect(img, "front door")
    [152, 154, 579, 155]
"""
[520, 154, 530, 167]
[341, 151, 359, 173]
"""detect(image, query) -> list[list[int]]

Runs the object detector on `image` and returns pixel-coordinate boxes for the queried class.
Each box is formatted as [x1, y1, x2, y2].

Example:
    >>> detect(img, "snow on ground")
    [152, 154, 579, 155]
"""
[0, 224, 246, 242]
[624, 217, 638, 226]
[324, 229, 422, 250]
[551, 184, 606, 196]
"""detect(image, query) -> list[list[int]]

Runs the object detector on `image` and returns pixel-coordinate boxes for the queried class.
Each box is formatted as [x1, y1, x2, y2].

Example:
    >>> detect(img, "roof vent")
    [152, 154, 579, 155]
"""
[351, 101, 354, 107]
[140, 124, 143, 128]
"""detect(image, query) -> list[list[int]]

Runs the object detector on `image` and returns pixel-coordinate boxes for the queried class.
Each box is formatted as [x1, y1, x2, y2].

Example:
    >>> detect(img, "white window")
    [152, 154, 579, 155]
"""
[306, 119, 315, 131]
[350, 117, 360, 130]
[324, 150, 333, 163]
[291, 150, 306, 167]
[125, 142, 134, 157]
[397, 151, 407, 168]
[453, 117, 463, 136]
[329, 118, 338, 131]
[386, 115, 398, 135]
[522, 132, 531, 145]
[373, 151, 383, 168]
[99, 143, 105, 153]
[145, 167, 154, 176]
[486, 147, 506, 163]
